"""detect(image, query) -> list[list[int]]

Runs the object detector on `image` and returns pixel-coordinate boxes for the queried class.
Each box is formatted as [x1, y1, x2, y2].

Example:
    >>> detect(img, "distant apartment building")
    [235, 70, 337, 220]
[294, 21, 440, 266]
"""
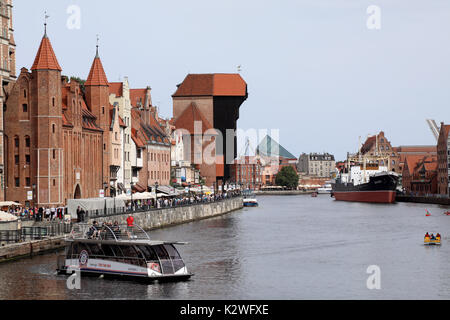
[437, 123, 450, 195]
[297, 153, 335, 178]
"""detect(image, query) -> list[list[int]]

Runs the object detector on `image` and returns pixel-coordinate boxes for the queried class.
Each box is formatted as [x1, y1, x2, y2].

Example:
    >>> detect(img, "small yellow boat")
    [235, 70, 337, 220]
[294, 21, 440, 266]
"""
[424, 236, 441, 245]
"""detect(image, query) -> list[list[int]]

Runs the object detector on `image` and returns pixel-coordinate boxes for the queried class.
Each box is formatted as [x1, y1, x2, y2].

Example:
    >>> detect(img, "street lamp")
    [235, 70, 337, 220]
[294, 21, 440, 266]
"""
[130, 182, 134, 212]
[32, 184, 36, 207]
[103, 182, 108, 216]
[110, 181, 116, 213]
[155, 181, 159, 208]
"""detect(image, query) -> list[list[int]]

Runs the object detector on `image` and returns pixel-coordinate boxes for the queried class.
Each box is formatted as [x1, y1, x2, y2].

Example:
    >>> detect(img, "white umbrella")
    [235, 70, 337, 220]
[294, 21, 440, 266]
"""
[0, 211, 18, 222]
[115, 193, 130, 200]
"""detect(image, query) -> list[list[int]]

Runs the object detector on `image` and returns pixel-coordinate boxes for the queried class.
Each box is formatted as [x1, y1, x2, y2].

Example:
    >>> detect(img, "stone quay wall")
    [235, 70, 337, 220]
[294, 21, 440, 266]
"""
[0, 236, 66, 263]
[89, 197, 244, 230]
[396, 195, 450, 206]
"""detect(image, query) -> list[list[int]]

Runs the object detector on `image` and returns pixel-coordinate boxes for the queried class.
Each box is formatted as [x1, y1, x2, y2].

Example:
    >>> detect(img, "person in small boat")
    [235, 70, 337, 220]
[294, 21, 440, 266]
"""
[436, 233, 441, 240]
[430, 233, 436, 240]
[425, 232, 430, 239]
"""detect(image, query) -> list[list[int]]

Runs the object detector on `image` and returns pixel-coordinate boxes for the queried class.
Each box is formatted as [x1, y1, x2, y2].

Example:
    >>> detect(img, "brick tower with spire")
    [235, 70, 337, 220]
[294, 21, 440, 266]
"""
[85, 43, 111, 195]
[30, 29, 63, 206]
[4, 26, 64, 206]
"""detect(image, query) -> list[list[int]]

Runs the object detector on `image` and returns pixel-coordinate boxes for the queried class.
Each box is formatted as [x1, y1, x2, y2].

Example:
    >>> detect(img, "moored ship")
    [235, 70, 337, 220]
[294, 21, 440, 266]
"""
[332, 163, 399, 203]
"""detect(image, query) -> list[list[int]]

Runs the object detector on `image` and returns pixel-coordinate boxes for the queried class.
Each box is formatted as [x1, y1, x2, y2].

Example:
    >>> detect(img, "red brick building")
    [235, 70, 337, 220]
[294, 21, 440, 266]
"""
[4, 31, 107, 206]
[437, 123, 450, 195]
[172, 74, 248, 188]
[402, 155, 437, 195]
[358, 131, 400, 172]
[229, 156, 262, 190]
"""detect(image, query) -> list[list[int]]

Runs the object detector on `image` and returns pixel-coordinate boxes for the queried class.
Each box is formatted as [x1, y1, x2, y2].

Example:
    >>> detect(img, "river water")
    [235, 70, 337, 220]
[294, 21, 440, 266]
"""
[1, 195, 450, 300]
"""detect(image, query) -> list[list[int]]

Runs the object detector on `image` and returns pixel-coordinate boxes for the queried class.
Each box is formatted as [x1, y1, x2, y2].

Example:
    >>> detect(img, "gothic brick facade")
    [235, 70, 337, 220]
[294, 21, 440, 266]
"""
[4, 32, 107, 206]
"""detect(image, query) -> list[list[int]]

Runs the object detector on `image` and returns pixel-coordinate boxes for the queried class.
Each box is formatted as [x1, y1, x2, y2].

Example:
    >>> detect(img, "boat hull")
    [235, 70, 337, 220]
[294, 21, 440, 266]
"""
[333, 190, 396, 203]
[243, 202, 258, 207]
[58, 268, 192, 283]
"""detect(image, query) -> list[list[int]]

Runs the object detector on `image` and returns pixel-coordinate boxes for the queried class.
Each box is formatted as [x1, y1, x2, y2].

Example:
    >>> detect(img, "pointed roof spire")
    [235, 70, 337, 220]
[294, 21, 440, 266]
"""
[31, 29, 62, 71]
[85, 37, 109, 86]
[44, 11, 50, 38]
[96, 34, 99, 58]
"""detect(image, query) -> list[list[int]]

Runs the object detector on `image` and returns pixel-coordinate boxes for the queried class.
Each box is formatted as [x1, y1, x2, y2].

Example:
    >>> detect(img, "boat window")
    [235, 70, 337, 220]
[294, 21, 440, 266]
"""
[72, 242, 90, 255]
[101, 244, 116, 257]
[163, 244, 181, 260]
[110, 246, 124, 257]
[153, 245, 170, 260]
[87, 243, 104, 256]
[66, 243, 74, 258]
[120, 245, 139, 258]
[137, 245, 158, 261]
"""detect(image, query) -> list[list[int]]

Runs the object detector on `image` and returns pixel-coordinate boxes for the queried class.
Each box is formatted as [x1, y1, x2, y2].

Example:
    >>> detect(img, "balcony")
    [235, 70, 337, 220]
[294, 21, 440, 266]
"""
[136, 157, 143, 168]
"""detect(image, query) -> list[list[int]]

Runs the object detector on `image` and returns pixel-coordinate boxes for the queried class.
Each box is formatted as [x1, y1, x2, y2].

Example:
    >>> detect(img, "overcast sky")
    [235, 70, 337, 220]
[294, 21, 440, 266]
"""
[14, 0, 450, 160]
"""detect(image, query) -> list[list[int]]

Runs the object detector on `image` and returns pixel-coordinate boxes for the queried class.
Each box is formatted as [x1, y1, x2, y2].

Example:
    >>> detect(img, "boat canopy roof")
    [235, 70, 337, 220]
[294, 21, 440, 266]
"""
[68, 223, 188, 245]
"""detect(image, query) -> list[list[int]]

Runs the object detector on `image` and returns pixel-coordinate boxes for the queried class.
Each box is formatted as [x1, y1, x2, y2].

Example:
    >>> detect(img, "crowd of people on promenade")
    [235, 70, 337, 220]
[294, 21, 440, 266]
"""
[4, 190, 242, 222]
[127, 190, 242, 211]
[6, 206, 68, 222]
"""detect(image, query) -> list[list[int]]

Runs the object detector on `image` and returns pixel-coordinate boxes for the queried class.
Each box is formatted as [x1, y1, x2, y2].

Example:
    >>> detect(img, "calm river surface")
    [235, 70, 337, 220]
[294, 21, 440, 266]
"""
[1, 195, 450, 300]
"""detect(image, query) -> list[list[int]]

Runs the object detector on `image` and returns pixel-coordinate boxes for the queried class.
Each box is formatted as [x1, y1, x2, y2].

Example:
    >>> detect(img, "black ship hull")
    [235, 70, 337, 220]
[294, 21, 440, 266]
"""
[332, 173, 399, 203]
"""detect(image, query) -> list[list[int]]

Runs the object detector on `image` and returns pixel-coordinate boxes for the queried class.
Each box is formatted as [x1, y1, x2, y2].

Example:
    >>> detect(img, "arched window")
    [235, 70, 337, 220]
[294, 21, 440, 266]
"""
[52, 124, 56, 134]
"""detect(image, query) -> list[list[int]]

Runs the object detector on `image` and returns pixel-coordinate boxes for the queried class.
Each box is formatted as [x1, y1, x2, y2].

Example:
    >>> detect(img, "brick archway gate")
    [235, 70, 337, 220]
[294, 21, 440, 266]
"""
[74, 184, 82, 199]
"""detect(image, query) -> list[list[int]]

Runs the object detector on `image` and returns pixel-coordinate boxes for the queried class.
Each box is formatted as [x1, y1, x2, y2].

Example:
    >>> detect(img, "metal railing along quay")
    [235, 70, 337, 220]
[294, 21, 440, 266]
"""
[83, 193, 243, 220]
[0, 222, 73, 244]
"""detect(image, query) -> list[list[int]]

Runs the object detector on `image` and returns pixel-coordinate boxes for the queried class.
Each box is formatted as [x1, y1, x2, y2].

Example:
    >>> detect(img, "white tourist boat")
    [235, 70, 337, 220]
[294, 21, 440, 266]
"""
[317, 184, 333, 194]
[57, 223, 192, 282]
[242, 190, 259, 207]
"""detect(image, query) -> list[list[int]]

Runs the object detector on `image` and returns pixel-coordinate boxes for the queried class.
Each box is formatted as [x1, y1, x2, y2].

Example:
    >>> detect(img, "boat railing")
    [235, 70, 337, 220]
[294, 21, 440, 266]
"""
[69, 223, 151, 241]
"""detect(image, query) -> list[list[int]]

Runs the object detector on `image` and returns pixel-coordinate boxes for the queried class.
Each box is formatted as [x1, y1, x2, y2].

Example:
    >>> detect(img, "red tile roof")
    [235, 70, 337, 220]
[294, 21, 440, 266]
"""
[130, 89, 148, 107]
[31, 35, 62, 71]
[109, 82, 123, 97]
[118, 116, 126, 128]
[360, 136, 376, 154]
[404, 155, 428, 175]
[173, 74, 247, 97]
[131, 128, 146, 148]
[85, 57, 109, 86]
[62, 112, 72, 127]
